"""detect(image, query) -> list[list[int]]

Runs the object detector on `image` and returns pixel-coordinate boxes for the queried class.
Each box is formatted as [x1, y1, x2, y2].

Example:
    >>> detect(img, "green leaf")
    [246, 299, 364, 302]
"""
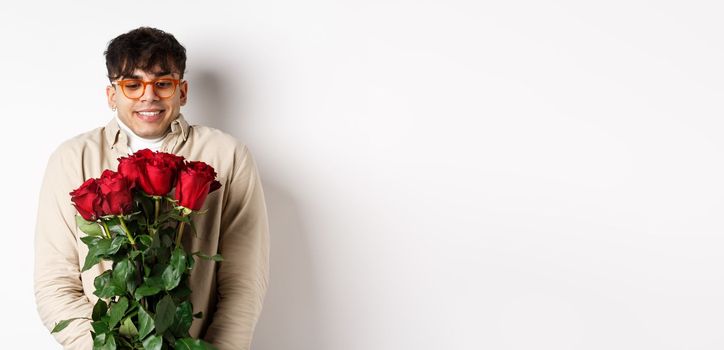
[154, 295, 176, 334]
[169, 284, 191, 300]
[104, 334, 117, 350]
[141, 334, 162, 350]
[51, 317, 87, 333]
[111, 258, 135, 295]
[192, 252, 223, 262]
[92, 299, 108, 321]
[171, 301, 193, 337]
[82, 252, 102, 272]
[187, 254, 195, 270]
[162, 248, 187, 290]
[92, 332, 117, 350]
[81, 235, 102, 245]
[93, 270, 117, 299]
[94, 270, 124, 299]
[105, 217, 126, 237]
[151, 228, 163, 249]
[93, 271, 111, 291]
[123, 210, 143, 220]
[111, 258, 136, 293]
[94, 332, 117, 350]
[91, 319, 110, 334]
[76, 215, 104, 236]
[108, 296, 128, 329]
[93, 333, 106, 348]
[160, 208, 192, 222]
[96, 284, 125, 299]
[105, 334, 117, 350]
[102, 235, 127, 256]
[83, 235, 127, 272]
[116, 335, 135, 349]
[137, 234, 153, 249]
[134, 284, 161, 300]
[119, 316, 138, 338]
[137, 306, 155, 339]
[82, 237, 107, 271]
[175, 338, 219, 350]
[94, 238, 112, 252]
[134, 276, 163, 300]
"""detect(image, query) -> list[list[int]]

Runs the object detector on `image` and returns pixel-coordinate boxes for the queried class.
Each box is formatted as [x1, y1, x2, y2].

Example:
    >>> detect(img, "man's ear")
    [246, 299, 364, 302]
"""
[106, 85, 116, 109]
[179, 80, 188, 106]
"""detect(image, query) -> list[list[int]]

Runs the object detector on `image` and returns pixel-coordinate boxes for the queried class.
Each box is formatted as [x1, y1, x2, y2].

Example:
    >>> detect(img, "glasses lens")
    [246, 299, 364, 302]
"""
[120, 80, 144, 99]
[153, 79, 177, 98]
[118, 79, 178, 99]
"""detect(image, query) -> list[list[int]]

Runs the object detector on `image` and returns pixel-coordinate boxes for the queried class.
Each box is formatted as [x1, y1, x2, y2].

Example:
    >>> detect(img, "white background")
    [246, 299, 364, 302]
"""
[1, 1, 724, 349]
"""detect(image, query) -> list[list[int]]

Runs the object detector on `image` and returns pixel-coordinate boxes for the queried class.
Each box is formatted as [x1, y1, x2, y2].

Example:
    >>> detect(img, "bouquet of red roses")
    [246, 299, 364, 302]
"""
[52, 149, 222, 350]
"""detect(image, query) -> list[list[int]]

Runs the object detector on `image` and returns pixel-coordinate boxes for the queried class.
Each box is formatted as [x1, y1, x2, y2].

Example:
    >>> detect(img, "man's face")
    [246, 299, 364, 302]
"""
[106, 66, 188, 139]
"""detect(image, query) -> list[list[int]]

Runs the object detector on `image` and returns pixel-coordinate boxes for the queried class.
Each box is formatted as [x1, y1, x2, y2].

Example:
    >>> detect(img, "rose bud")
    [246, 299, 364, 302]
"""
[70, 178, 103, 221]
[175, 161, 222, 211]
[97, 170, 134, 216]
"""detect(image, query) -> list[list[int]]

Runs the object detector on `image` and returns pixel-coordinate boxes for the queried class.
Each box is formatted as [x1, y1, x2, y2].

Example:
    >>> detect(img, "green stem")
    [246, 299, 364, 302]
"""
[154, 197, 160, 225]
[101, 221, 112, 239]
[118, 216, 137, 249]
[175, 220, 186, 247]
[175, 211, 192, 247]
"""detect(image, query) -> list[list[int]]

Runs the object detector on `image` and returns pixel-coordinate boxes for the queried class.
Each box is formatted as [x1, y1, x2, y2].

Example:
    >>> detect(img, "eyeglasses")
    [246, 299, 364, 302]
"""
[112, 78, 182, 100]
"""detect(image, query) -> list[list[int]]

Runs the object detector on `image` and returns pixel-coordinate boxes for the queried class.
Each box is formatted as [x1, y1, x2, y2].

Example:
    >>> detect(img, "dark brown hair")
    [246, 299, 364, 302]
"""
[104, 27, 186, 82]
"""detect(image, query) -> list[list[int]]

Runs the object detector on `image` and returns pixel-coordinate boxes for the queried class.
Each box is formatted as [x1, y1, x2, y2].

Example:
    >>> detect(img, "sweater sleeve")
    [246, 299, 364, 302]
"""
[205, 145, 270, 350]
[34, 147, 94, 349]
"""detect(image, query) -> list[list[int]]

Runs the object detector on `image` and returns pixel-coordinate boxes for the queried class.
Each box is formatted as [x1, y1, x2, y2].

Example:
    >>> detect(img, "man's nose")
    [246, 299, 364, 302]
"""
[140, 82, 160, 102]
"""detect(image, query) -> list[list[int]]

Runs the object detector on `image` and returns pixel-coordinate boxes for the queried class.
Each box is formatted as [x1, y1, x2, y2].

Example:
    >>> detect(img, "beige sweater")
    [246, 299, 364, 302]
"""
[34, 114, 270, 350]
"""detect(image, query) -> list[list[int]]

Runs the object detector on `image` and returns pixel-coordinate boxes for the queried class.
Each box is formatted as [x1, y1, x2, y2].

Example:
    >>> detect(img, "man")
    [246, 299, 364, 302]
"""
[34, 27, 270, 350]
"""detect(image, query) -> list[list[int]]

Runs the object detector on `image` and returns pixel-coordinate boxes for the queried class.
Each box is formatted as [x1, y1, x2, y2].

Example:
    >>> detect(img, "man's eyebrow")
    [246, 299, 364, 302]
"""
[127, 70, 173, 79]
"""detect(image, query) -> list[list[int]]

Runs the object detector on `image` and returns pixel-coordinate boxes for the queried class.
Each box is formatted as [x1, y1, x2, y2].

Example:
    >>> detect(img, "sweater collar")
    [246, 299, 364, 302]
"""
[104, 113, 190, 150]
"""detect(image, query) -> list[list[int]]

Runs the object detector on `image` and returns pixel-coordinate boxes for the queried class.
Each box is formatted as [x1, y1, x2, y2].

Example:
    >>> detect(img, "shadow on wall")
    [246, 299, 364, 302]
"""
[253, 186, 326, 350]
[185, 68, 234, 133]
[190, 66, 326, 350]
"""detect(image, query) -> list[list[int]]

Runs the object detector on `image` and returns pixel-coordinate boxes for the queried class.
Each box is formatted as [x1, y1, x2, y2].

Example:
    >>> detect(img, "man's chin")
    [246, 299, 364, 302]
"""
[132, 127, 167, 139]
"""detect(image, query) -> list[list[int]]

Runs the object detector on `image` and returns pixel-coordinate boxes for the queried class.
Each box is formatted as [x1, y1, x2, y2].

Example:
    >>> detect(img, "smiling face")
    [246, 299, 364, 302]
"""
[106, 66, 188, 138]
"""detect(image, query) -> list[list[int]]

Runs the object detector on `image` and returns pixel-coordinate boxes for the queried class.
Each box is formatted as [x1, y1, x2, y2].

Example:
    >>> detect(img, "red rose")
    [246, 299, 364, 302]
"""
[98, 170, 134, 216]
[175, 161, 222, 211]
[141, 152, 185, 196]
[117, 149, 153, 186]
[118, 149, 185, 196]
[70, 178, 103, 221]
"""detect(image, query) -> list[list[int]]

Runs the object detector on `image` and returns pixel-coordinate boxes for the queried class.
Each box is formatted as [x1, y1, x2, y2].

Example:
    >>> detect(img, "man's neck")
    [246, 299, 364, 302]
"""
[115, 116, 167, 153]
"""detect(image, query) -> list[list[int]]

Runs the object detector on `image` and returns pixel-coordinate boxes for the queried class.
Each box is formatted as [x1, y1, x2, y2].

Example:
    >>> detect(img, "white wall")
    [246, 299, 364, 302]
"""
[2, 1, 724, 349]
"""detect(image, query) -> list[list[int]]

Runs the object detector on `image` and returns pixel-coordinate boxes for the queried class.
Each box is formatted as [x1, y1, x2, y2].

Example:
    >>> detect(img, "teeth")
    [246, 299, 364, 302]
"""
[138, 111, 160, 116]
